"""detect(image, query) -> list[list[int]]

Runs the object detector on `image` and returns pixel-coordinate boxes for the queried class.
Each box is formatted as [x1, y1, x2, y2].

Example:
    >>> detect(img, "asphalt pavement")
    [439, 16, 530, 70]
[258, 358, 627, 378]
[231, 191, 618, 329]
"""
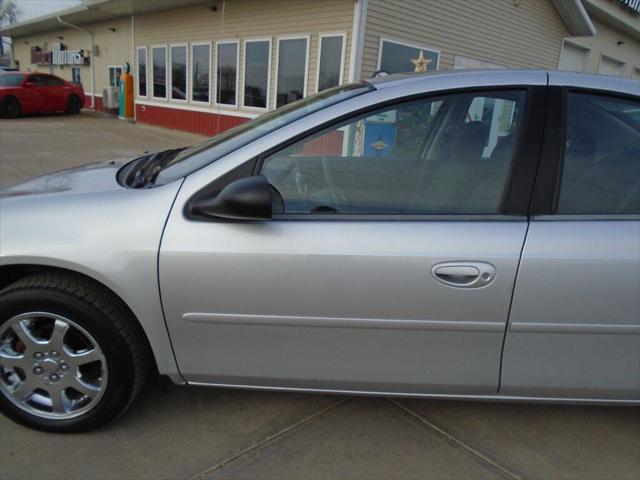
[0, 111, 639, 480]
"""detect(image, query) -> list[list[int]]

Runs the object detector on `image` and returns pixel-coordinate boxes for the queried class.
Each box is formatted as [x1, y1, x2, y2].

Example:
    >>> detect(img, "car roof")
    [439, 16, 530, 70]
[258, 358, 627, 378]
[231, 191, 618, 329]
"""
[369, 69, 639, 98]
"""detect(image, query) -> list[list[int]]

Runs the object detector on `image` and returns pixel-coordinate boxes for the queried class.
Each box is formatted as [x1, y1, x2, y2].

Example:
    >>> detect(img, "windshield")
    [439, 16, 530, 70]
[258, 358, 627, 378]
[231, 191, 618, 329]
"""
[154, 82, 373, 184]
[0, 74, 25, 87]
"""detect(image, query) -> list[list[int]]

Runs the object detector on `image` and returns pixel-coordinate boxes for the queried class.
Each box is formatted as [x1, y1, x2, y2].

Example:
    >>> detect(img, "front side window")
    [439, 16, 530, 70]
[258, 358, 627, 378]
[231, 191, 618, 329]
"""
[557, 93, 640, 214]
[45, 75, 65, 86]
[155, 82, 372, 185]
[108, 66, 123, 87]
[152, 46, 167, 98]
[191, 43, 210, 103]
[379, 39, 439, 74]
[261, 90, 525, 215]
[216, 42, 238, 106]
[137, 47, 147, 97]
[170, 45, 187, 100]
[317, 34, 344, 92]
[244, 40, 270, 109]
[276, 37, 308, 108]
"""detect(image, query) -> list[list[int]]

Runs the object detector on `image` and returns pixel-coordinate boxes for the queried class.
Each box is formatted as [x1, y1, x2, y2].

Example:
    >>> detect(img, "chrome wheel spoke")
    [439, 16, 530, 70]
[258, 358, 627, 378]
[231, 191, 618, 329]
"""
[0, 352, 29, 370]
[12, 320, 40, 350]
[71, 376, 100, 398]
[10, 377, 35, 400]
[47, 385, 67, 414]
[48, 320, 70, 351]
[66, 347, 102, 367]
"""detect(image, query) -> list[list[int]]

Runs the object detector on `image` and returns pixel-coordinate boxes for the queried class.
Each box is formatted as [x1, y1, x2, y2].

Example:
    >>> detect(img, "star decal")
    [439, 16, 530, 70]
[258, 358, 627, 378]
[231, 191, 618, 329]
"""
[411, 50, 432, 73]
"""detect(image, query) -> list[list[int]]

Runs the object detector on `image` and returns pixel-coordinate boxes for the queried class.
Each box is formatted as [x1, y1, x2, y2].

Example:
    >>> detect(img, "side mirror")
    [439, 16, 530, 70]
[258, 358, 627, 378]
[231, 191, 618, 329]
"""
[24, 81, 36, 87]
[187, 175, 273, 221]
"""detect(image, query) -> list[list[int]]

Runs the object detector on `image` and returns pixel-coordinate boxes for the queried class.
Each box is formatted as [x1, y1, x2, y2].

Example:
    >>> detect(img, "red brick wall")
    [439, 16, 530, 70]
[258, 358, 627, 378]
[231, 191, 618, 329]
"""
[135, 104, 249, 136]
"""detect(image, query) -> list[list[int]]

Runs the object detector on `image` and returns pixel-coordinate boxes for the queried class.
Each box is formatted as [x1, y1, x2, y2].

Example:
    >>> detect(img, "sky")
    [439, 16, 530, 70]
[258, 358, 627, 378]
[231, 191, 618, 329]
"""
[14, 0, 82, 21]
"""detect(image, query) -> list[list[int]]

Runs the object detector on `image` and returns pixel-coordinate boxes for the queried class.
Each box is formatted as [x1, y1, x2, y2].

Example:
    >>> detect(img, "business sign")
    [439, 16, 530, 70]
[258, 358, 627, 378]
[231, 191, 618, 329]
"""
[619, 0, 640, 14]
[30, 43, 89, 66]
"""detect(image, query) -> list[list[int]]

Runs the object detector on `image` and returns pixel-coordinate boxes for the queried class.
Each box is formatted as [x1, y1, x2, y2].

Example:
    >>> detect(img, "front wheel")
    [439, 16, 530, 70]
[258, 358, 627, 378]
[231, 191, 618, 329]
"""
[0, 272, 149, 432]
[0, 96, 21, 118]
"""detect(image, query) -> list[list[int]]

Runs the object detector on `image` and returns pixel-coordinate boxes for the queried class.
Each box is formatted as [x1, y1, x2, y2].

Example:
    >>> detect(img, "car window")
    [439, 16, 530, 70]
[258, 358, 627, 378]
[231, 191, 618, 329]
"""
[44, 76, 65, 86]
[153, 82, 373, 185]
[27, 75, 47, 86]
[557, 93, 640, 214]
[260, 90, 525, 214]
[0, 74, 24, 87]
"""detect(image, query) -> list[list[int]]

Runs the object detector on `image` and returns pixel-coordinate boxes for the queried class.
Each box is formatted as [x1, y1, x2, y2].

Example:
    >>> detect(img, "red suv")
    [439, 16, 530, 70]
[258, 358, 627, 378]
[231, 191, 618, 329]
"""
[0, 72, 85, 118]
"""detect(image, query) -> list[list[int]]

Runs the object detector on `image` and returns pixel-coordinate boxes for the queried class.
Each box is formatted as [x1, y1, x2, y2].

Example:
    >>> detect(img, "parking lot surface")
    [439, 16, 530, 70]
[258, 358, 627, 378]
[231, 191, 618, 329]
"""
[1, 112, 639, 480]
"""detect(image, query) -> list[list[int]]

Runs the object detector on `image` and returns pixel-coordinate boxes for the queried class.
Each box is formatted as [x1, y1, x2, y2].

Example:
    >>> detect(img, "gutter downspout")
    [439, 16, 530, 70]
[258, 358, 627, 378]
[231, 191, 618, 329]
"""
[348, 0, 368, 81]
[56, 15, 95, 109]
[131, 13, 136, 122]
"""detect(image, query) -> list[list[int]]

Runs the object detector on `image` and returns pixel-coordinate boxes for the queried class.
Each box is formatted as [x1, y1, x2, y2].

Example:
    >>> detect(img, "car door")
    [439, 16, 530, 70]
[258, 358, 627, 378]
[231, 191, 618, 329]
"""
[159, 86, 546, 394]
[43, 75, 68, 111]
[501, 79, 640, 400]
[20, 74, 48, 113]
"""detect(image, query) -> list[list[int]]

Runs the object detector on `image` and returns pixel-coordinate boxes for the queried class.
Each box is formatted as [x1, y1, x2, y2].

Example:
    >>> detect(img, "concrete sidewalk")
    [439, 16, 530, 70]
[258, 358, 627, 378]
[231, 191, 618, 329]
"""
[1, 112, 639, 480]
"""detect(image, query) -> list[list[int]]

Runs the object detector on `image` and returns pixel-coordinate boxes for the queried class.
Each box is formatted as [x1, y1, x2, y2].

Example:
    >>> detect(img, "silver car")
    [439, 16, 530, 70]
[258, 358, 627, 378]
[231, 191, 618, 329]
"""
[1, 70, 638, 432]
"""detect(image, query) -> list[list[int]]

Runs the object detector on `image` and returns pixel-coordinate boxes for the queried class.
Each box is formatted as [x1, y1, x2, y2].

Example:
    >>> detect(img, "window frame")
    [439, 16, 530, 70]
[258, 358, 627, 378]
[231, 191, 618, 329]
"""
[108, 65, 123, 88]
[530, 86, 640, 220]
[242, 37, 272, 112]
[189, 41, 212, 105]
[315, 32, 346, 94]
[136, 46, 148, 99]
[252, 86, 545, 221]
[274, 34, 310, 109]
[151, 44, 168, 100]
[169, 43, 188, 103]
[214, 39, 240, 109]
[376, 37, 441, 73]
[71, 66, 82, 85]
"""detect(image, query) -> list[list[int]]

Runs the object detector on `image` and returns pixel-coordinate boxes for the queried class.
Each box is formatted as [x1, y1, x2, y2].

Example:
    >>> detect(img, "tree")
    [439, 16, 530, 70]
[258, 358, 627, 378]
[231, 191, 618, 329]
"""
[0, 0, 20, 56]
[0, 0, 19, 25]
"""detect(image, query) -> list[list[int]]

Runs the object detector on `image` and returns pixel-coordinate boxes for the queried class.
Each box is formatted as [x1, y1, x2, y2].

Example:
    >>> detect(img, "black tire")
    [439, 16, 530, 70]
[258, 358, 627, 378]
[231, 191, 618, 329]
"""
[0, 96, 21, 118]
[0, 271, 149, 432]
[65, 95, 82, 115]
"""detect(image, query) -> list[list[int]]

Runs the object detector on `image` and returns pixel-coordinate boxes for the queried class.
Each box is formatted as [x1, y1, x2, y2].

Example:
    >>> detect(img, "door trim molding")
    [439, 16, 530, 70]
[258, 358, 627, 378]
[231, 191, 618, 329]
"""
[510, 322, 640, 335]
[182, 312, 505, 332]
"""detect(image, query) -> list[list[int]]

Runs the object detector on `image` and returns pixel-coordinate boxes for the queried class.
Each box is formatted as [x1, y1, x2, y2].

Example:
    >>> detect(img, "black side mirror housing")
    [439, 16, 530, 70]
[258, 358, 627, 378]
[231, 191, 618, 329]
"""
[187, 175, 273, 221]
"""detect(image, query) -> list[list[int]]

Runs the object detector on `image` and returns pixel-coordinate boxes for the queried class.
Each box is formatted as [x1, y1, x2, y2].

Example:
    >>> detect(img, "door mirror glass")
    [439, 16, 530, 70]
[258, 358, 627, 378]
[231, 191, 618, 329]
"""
[187, 175, 273, 221]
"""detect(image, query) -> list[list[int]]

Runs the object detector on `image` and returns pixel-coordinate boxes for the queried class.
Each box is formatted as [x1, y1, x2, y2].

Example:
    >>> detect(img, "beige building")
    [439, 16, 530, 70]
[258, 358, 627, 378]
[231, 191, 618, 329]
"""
[1, 0, 638, 135]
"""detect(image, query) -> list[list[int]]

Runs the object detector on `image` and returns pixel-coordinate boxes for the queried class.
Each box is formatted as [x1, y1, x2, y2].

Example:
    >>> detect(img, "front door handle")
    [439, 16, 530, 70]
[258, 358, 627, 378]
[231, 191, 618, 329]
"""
[431, 262, 496, 288]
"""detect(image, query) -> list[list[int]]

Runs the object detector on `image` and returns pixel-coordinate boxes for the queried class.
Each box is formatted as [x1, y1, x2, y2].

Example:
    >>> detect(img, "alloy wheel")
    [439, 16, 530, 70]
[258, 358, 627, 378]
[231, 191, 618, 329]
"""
[0, 312, 108, 420]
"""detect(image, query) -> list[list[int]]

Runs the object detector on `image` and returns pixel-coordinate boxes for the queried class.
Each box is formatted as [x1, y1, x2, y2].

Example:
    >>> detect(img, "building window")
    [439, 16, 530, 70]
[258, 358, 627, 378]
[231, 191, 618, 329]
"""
[170, 44, 187, 100]
[243, 39, 270, 109]
[191, 43, 211, 104]
[71, 66, 81, 85]
[151, 46, 167, 99]
[137, 47, 147, 97]
[276, 37, 308, 108]
[216, 41, 238, 106]
[377, 38, 439, 74]
[108, 66, 123, 87]
[317, 34, 345, 92]
[558, 40, 590, 73]
[598, 55, 625, 77]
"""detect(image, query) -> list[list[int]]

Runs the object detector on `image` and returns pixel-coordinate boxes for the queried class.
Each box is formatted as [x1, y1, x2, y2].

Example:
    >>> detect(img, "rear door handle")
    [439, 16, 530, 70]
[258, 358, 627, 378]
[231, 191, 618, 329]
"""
[431, 262, 496, 288]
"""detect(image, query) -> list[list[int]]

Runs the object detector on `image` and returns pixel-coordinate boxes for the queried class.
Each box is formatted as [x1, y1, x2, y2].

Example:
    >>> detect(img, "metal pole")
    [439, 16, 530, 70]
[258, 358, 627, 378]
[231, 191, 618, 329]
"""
[56, 15, 95, 109]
